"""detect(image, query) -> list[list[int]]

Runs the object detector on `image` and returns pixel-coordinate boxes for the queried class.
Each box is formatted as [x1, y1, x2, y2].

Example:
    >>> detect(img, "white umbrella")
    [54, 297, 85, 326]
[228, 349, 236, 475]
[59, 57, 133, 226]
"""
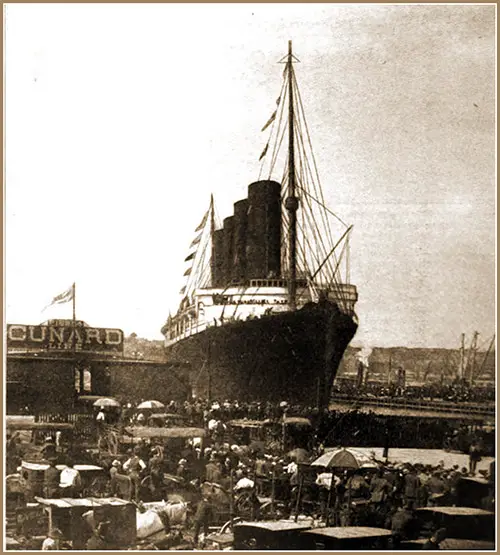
[136, 400, 165, 409]
[93, 398, 121, 408]
[311, 448, 378, 470]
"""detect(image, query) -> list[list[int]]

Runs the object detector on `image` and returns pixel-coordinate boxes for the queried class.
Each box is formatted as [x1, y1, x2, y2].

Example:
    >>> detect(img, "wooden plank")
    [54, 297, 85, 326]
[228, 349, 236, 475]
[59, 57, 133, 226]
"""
[418, 506, 494, 516]
[307, 527, 393, 539]
[35, 497, 73, 508]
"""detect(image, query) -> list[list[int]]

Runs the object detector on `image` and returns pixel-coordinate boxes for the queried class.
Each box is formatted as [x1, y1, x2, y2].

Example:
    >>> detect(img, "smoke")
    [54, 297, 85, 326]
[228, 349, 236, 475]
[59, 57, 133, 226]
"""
[356, 345, 373, 367]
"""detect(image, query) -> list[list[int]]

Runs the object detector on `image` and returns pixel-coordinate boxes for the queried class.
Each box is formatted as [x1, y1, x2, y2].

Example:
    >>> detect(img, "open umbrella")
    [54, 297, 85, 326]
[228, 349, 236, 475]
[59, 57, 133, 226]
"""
[311, 448, 378, 470]
[93, 398, 121, 408]
[137, 400, 165, 409]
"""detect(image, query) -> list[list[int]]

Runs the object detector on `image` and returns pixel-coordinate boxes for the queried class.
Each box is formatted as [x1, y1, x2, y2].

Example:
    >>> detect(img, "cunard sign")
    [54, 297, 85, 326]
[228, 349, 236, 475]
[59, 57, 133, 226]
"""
[7, 321, 124, 353]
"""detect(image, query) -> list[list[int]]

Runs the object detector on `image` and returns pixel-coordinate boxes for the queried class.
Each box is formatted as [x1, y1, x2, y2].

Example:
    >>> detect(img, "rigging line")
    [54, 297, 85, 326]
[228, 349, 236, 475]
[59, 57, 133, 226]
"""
[291, 77, 336, 253]
[296, 220, 320, 280]
[219, 281, 238, 321]
[296, 220, 351, 300]
[295, 122, 341, 280]
[294, 154, 337, 283]
[266, 73, 288, 177]
[297, 190, 327, 275]
[293, 120, 339, 277]
[268, 100, 289, 179]
[296, 155, 310, 277]
[326, 241, 350, 311]
[186, 229, 211, 297]
[279, 165, 290, 251]
[292, 70, 344, 235]
[293, 103, 339, 263]
[284, 178, 325, 281]
[295, 182, 347, 228]
[474, 334, 495, 381]
[259, 76, 288, 180]
[231, 287, 248, 319]
[331, 235, 352, 307]
[295, 200, 327, 277]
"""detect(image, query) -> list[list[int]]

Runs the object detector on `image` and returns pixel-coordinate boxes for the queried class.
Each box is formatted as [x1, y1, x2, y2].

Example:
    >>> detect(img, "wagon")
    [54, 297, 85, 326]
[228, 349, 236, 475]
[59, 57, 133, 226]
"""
[227, 417, 312, 452]
[300, 526, 394, 550]
[7, 421, 75, 460]
[120, 426, 206, 463]
[121, 425, 206, 445]
[232, 519, 313, 550]
[415, 506, 495, 542]
[146, 413, 188, 428]
[455, 476, 494, 509]
[18, 461, 104, 502]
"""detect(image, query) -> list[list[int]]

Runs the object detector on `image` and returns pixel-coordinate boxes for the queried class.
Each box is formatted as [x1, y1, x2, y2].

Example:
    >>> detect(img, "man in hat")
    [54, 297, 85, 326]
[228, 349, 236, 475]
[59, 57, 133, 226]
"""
[109, 461, 132, 501]
[370, 468, 391, 505]
[59, 461, 82, 498]
[403, 465, 420, 507]
[123, 447, 146, 501]
[110, 459, 121, 479]
[205, 453, 222, 484]
[42, 528, 64, 550]
[40, 437, 57, 462]
[192, 492, 214, 546]
[149, 449, 164, 495]
[177, 459, 189, 481]
[469, 440, 482, 475]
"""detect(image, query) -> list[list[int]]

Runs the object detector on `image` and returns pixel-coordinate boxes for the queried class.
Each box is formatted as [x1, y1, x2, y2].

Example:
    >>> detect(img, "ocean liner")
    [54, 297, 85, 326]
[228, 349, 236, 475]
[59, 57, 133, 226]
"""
[161, 42, 358, 409]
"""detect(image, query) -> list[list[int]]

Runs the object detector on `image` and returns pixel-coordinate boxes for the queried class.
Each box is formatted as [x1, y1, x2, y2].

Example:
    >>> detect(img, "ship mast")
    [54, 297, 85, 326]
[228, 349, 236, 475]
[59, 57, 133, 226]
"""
[285, 40, 299, 311]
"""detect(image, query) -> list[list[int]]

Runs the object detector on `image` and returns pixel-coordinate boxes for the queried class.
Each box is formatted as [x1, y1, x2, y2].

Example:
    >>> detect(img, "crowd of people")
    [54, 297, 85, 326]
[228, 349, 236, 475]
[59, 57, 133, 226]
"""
[6, 391, 496, 550]
[112, 397, 494, 455]
[30, 424, 495, 547]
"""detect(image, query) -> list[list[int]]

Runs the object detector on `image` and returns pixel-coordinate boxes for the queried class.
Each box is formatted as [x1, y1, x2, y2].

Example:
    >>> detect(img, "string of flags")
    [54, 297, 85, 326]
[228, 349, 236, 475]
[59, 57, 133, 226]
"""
[179, 199, 212, 296]
[258, 95, 282, 161]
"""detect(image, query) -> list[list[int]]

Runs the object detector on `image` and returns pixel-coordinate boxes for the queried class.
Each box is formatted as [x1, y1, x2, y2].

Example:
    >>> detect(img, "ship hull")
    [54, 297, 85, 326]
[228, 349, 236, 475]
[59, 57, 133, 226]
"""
[165, 300, 357, 409]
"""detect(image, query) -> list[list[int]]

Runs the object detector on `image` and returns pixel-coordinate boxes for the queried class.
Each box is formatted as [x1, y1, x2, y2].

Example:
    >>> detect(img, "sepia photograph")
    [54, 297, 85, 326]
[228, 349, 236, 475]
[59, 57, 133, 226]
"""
[4, 3, 496, 551]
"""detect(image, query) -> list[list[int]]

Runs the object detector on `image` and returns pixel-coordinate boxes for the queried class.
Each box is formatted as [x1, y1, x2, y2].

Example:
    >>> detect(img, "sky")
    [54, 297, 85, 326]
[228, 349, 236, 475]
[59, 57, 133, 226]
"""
[5, 3, 496, 349]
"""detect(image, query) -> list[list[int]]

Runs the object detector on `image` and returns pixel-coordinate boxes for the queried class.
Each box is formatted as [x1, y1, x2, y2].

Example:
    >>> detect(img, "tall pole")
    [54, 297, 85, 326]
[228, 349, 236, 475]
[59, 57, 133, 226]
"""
[285, 40, 298, 311]
[469, 331, 479, 387]
[464, 333, 475, 385]
[209, 195, 215, 287]
[72, 282, 76, 327]
[207, 339, 212, 401]
[459, 333, 465, 381]
[476, 334, 495, 383]
[72, 282, 83, 393]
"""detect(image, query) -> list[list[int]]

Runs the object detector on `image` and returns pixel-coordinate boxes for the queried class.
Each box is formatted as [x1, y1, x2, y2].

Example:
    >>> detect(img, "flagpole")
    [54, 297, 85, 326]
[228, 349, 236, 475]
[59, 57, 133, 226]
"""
[72, 282, 76, 326]
[72, 282, 81, 393]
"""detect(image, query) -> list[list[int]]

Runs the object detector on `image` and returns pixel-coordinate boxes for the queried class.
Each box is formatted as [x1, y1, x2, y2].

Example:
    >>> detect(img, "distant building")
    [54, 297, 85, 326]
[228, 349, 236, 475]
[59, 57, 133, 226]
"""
[336, 345, 495, 387]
